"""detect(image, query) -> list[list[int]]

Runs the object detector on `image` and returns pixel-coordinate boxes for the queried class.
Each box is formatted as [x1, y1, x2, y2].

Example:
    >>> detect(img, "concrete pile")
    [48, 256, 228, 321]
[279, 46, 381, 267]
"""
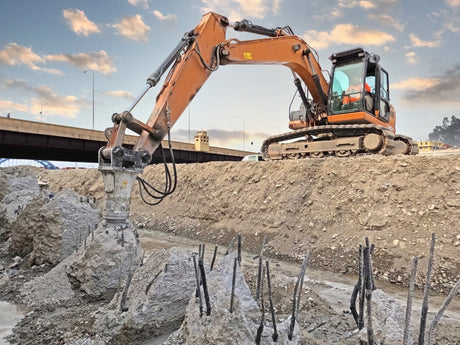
[358, 289, 414, 345]
[0, 168, 100, 267]
[0, 172, 41, 242]
[10, 189, 100, 266]
[166, 253, 301, 345]
[88, 247, 196, 344]
[21, 222, 141, 306]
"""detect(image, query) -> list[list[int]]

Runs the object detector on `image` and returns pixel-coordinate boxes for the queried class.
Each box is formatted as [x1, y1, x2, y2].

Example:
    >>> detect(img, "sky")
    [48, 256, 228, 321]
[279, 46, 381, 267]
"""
[0, 0, 459, 154]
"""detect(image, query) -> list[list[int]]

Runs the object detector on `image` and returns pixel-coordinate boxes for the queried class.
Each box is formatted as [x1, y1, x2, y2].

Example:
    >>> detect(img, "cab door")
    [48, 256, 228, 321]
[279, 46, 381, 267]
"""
[378, 68, 391, 122]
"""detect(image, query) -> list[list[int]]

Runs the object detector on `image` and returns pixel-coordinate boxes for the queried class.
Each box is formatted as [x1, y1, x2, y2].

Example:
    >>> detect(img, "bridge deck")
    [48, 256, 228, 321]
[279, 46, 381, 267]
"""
[0, 118, 253, 163]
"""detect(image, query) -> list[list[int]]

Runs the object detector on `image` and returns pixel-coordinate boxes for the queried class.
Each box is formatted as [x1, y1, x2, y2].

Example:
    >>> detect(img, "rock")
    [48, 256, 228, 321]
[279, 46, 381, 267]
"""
[92, 247, 196, 344]
[66, 222, 141, 301]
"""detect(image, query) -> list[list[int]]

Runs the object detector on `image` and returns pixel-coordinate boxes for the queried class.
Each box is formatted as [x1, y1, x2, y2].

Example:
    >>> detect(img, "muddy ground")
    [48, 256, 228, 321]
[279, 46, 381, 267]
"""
[0, 153, 459, 344]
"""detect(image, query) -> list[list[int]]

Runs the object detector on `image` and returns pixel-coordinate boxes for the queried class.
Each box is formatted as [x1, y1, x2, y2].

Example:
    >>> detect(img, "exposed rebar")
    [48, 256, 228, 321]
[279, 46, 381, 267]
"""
[200, 243, 205, 259]
[225, 236, 235, 255]
[266, 260, 278, 342]
[364, 245, 374, 345]
[358, 244, 365, 330]
[427, 278, 460, 345]
[230, 256, 237, 313]
[210, 245, 218, 271]
[145, 270, 162, 295]
[296, 254, 309, 316]
[198, 256, 211, 316]
[403, 256, 418, 345]
[256, 236, 266, 301]
[237, 233, 242, 267]
[418, 233, 436, 345]
[192, 254, 203, 317]
[350, 244, 363, 327]
[255, 265, 266, 345]
[120, 263, 136, 313]
[289, 256, 307, 340]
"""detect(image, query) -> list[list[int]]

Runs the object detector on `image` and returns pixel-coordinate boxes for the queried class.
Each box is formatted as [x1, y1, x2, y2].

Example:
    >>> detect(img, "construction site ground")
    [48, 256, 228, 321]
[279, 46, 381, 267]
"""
[0, 152, 459, 344]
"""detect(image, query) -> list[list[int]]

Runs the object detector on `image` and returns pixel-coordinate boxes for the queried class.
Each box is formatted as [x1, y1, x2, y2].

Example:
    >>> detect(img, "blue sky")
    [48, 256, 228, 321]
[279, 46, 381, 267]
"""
[0, 0, 459, 152]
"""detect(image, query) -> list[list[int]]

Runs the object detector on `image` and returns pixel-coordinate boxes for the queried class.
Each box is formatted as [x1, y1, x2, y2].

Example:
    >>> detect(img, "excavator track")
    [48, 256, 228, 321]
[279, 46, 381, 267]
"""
[261, 124, 418, 160]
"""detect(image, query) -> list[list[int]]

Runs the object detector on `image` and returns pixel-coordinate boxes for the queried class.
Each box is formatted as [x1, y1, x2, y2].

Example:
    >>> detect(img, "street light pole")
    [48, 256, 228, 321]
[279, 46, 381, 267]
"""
[235, 116, 245, 150]
[84, 70, 95, 130]
[40, 102, 48, 122]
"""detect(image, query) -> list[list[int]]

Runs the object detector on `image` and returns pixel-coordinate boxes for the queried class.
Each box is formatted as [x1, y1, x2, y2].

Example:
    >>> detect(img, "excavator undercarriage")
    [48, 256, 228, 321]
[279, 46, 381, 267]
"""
[262, 124, 419, 160]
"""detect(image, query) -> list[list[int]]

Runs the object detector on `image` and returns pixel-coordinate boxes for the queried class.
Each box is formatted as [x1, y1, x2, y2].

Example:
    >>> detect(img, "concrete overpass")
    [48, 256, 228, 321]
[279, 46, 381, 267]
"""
[0, 118, 254, 164]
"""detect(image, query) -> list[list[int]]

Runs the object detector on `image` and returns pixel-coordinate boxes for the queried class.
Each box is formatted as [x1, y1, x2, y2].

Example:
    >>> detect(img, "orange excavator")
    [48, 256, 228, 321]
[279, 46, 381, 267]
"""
[99, 12, 418, 224]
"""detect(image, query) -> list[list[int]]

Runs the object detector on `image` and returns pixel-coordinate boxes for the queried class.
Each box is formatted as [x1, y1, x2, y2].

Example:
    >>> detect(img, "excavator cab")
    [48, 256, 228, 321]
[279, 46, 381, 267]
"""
[327, 48, 395, 131]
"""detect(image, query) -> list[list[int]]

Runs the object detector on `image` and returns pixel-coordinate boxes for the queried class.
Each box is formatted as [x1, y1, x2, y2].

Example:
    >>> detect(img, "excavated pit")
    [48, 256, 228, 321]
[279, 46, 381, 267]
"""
[0, 153, 459, 344]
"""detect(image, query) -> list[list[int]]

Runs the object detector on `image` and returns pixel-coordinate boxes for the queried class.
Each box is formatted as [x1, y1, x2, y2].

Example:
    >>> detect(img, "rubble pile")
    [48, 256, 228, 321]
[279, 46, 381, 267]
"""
[0, 153, 459, 345]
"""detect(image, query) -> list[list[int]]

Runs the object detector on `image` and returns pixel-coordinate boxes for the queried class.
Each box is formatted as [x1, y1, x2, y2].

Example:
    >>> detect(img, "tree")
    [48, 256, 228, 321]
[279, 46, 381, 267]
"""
[428, 116, 460, 146]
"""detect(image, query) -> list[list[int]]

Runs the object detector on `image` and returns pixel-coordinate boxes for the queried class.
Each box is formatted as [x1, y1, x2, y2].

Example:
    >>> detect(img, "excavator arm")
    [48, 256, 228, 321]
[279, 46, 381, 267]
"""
[99, 12, 329, 224]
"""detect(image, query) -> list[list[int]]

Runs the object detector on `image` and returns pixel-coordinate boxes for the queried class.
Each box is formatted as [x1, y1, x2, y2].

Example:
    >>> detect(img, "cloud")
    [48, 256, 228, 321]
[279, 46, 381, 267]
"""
[128, 0, 149, 9]
[406, 52, 417, 65]
[0, 78, 87, 118]
[104, 90, 134, 100]
[200, 0, 282, 21]
[339, 0, 377, 9]
[446, 0, 460, 7]
[393, 65, 460, 104]
[63, 9, 100, 36]
[406, 33, 441, 48]
[368, 14, 404, 31]
[0, 43, 62, 74]
[391, 77, 439, 90]
[0, 99, 29, 113]
[303, 24, 394, 49]
[45, 50, 116, 75]
[152, 10, 177, 23]
[111, 15, 150, 42]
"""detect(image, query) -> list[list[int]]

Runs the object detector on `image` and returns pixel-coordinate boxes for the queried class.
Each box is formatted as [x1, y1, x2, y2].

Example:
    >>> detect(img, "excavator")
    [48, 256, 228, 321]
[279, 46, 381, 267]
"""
[98, 12, 418, 224]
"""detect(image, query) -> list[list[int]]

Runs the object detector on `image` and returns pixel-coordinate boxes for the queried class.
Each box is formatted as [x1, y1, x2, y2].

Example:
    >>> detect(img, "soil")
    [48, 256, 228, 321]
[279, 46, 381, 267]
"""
[0, 153, 459, 344]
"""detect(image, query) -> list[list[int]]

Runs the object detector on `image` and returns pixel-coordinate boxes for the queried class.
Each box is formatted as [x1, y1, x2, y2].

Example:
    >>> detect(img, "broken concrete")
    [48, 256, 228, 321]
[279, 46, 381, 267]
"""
[358, 289, 414, 345]
[91, 247, 196, 344]
[66, 222, 142, 301]
[8, 188, 100, 266]
[172, 253, 301, 345]
[0, 174, 40, 242]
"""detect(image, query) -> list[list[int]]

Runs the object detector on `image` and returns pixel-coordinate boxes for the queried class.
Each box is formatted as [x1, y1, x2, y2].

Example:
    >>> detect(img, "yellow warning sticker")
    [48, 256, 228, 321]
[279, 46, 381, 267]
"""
[243, 52, 253, 60]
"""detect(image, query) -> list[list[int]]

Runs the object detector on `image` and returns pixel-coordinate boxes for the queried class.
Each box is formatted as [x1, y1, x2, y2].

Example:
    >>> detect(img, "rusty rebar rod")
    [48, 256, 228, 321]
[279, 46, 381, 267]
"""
[289, 256, 307, 340]
[198, 256, 211, 316]
[192, 254, 203, 317]
[225, 236, 235, 255]
[296, 254, 309, 316]
[266, 260, 278, 342]
[350, 244, 363, 327]
[210, 245, 218, 271]
[120, 265, 135, 312]
[403, 256, 418, 345]
[364, 245, 374, 345]
[256, 236, 266, 302]
[255, 265, 266, 345]
[418, 233, 436, 345]
[427, 278, 460, 345]
[358, 244, 365, 330]
[230, 256, 238, 313]
[237, 233, 242, 267]
[145, 270, 162, 295]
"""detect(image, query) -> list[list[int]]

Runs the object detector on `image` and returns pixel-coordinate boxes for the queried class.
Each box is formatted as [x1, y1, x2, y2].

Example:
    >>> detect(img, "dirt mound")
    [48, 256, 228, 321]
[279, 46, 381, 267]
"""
[40, 154, 460, 292]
